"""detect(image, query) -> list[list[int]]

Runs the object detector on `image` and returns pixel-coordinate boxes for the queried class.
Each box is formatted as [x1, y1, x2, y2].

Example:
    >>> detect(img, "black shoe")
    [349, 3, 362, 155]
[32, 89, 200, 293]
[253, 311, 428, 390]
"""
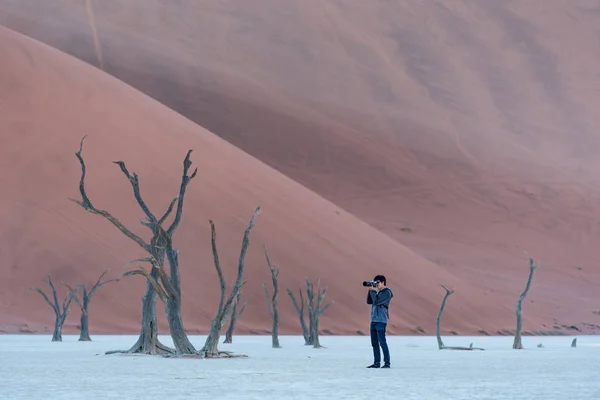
[367, 363, 380, 368]
[381, 364, 390, 368]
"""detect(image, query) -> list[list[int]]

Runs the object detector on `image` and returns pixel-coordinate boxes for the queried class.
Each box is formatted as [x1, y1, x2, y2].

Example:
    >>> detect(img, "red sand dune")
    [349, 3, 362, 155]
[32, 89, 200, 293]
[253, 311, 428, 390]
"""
[0, 25, 491, 337]
[1, 1, 600, 336]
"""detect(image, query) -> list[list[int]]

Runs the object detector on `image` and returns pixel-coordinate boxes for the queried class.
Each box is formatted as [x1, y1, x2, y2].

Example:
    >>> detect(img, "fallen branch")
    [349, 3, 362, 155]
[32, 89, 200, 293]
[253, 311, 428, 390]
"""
[436, 284, 484, 351]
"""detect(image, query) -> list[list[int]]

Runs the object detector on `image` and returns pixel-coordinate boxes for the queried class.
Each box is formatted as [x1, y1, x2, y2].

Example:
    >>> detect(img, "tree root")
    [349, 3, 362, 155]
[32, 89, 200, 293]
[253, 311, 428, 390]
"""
[161, 350, 248, 359]
[105, 338, 175, 355]
[440, 343, 485, 351]
[204, 350, 248, 359]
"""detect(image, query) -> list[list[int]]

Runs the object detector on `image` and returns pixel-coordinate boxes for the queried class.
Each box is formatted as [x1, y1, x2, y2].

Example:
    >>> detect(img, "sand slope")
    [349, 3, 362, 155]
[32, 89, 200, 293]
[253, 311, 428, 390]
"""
[1, 25, 503, 337]
[1, 1, 600, 335]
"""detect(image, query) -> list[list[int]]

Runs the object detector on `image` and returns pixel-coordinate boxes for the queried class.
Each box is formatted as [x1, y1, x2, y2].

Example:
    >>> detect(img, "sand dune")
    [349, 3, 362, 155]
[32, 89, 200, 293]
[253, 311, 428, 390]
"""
[1, 1, 600, 335]
[1, 25, 506, 337]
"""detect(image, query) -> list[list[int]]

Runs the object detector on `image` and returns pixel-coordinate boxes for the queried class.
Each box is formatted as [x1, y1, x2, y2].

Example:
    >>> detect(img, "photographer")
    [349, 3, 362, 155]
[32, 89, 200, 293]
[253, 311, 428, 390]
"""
[365, 275, 393, 368]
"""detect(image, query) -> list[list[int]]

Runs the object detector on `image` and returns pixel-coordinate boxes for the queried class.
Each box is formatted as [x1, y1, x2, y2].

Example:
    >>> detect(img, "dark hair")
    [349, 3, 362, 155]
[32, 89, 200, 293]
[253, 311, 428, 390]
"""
[373, 275, 386, 286]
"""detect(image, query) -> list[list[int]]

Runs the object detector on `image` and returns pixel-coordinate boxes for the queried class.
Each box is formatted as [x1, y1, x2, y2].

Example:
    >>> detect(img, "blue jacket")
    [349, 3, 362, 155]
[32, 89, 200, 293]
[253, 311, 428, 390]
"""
[367, 287, 393, 324]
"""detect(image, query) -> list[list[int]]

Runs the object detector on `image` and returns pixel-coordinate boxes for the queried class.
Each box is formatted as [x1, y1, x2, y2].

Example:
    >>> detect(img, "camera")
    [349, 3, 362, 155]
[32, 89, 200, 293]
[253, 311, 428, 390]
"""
[362, 281, 377, 287]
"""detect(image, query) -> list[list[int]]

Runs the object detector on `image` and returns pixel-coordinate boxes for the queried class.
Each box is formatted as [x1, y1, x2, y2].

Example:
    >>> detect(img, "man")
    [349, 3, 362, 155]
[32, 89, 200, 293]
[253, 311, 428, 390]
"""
[366, 275, 393, 368]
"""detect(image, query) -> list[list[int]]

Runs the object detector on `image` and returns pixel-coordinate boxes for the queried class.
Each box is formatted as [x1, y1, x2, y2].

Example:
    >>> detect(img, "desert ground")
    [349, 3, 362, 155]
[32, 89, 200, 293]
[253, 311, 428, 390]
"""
[1, 334, 599, 399]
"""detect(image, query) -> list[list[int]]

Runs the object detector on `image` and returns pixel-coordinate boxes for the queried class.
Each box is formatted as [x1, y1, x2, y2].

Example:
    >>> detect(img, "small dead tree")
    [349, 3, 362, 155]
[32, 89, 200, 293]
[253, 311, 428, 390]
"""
[305, 278, 333, 349]
[72, 135, 197, 355]
[29, 275, 76, 342]
[262, 245, 281, 348]
[436, 285, 484, 351]
[201, 206, 260, 358]
[63, 269, 119, 341]
[286, 287, 310, 345]
[513, 255, 539, 350]
[222, 289, 250, 344]
[436, 284, 454, 349]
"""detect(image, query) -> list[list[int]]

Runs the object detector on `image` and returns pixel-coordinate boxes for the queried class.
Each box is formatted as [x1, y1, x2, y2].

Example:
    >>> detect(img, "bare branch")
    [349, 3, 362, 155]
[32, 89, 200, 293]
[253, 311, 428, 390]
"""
[237, 298, 249, 319]
[71, 135, 152, 254]
[315, 281, 329, 316]
[221, 205, 261, 315]
[112, 160, 157, 225]
[209, 220, 227, 319]
[166, 150, 198, 236]
[123, 268, 168, 303]
[263, 244, 281, 348]
[319, 301, 334, 315]
[286, 287, 309, 344]
[29, 287, 57, 314]
[235, 206, 261, 285]
[262, 282, 273, 316]
[87, 269, 119, 300]
[157, 197, 178, 226]
[61, 281, 84, 311]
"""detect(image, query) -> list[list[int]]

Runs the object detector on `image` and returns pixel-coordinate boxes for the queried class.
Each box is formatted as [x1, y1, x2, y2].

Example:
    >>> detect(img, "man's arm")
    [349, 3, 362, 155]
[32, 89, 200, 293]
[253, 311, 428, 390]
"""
[367, 290, 373, 304]
[370, 289, 392, 305]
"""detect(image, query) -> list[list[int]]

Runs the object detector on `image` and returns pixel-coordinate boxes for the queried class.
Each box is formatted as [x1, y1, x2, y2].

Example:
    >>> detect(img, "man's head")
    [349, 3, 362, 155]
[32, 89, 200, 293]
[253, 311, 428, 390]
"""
[373, 275, 386, 289]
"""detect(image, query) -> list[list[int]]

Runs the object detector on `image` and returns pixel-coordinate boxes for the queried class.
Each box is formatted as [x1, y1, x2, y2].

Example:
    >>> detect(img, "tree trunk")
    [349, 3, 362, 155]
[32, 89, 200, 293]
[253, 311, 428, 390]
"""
[263, 246, 281, 348]
[311, 317, 320, 348]
[78, 293, 91, 341]
[203, 319, 223, 357]
[223, 299, 238, 344]
[165, 297, 196, 354]
[52, 316, 63, 342]
[513, 256, 538, 350]
[272, 312, 281, 348]
[286, 288, 309, 345]
[307, 306, 315, 346]
[106, 278, 173, 355]
[79, 311, 91, 341]
[137, 284, 167, 354]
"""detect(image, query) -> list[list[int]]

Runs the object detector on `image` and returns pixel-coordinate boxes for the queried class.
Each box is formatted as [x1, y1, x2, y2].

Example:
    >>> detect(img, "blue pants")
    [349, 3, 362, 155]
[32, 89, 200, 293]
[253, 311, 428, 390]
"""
[370, 322, 390, 365]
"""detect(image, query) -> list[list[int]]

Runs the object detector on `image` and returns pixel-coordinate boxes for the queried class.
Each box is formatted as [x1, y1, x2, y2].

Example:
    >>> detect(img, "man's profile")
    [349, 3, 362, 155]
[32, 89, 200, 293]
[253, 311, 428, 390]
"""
[365, 274, 393, 368]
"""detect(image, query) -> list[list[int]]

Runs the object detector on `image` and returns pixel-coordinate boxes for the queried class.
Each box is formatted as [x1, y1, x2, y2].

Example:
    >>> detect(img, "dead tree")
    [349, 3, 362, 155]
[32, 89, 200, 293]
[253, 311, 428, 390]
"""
[436, 285, 454, 349]
[286, 287, 310, 345]
[63, 269, 119, 341]
[436, 285, 484, 351]
[72, 135, 197, 355]
[513, 256, 539, 349]
[305, 278, 333, 349]
[262, 245, 281, 348]
[222, 289, 249, 344]
[29, 275, 76, 342]
[201, 206, 260, 358]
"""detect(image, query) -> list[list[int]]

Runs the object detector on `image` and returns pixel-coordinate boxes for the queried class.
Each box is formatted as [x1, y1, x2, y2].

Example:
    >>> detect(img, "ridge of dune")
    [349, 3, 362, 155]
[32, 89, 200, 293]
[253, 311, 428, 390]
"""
[0, 25, 509, 337]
